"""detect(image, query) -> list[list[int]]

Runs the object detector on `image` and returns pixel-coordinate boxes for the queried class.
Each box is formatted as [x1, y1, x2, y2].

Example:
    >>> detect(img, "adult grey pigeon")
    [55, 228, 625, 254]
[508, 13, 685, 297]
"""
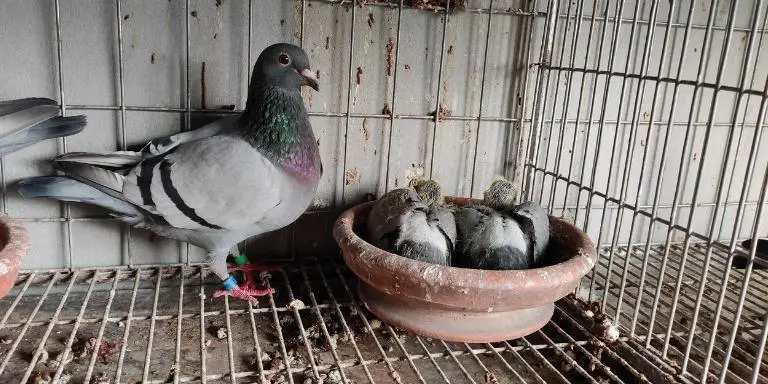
[455, 178, 549, 270]
[0, 98, 86, 157]
[367, 179, 456, 266]
[16, 43, 321, 305]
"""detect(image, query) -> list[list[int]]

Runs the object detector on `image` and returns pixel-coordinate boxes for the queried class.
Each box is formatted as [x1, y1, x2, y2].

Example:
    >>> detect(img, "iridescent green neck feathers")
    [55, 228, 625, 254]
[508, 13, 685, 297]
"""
[239, 86, 311, 160]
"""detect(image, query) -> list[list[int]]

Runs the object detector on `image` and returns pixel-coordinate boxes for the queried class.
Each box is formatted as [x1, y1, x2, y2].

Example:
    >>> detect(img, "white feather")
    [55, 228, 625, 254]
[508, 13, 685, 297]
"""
[397, 211, 449, 256]
[55, 151, 143, 168]
[468, 215, 528, 256]
[55, 163, 125, 192]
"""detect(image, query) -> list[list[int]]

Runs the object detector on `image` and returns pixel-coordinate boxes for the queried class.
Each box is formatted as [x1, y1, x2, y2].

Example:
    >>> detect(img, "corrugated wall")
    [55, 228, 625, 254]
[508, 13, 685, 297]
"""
[0, 0, 765, 270]
[0, 0, 535, 269]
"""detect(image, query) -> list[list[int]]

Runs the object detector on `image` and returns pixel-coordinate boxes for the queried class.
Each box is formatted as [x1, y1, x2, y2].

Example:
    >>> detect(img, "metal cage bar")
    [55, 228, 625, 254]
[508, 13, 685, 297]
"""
[47, 0, 76, 272]
[467, 0, 495, 198]
[525, 1, 768, 381]
[680, 0, 765, 376]
[337, 0, 356, 206]
[426, 0, 452, 181]
[613, 0, 676, 332]
[537, 0, 575, 207]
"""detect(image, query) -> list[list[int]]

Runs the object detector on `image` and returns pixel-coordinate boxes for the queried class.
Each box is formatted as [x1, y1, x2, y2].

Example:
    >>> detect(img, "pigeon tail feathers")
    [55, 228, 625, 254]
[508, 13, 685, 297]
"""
[16, 176, 143, 224]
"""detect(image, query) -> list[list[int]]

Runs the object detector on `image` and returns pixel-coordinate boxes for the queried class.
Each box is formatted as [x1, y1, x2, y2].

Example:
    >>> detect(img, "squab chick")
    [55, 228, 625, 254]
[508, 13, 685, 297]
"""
[455, 178, 549, 270]
[367, 179, 457, 266]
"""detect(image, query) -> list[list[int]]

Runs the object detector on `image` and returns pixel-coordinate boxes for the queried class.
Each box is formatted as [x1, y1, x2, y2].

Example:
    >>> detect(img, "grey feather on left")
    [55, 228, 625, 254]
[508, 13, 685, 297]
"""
[0, 98, 86, 157]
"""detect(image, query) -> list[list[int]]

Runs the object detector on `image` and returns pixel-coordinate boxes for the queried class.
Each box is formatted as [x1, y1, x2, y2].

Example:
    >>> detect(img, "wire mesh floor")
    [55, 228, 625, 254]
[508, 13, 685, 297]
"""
[586, 242, 768, 384]
[0, 257, 681, 384]
[5, 242, 766, 384]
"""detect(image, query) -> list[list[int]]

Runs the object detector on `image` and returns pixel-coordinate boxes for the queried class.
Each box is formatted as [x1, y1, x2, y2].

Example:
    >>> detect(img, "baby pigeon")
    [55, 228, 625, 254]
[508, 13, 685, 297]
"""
[455, 178, 550, 270]
[16, 43, 321, 305]
[0, 98, 86, 157]
[366, 179, 456, 266]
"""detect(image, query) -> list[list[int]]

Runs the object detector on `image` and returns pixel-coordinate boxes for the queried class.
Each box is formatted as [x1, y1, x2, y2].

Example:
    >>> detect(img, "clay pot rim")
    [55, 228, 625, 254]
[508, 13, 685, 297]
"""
[0, 214, 30, 297]
[333, 197, 598, 307]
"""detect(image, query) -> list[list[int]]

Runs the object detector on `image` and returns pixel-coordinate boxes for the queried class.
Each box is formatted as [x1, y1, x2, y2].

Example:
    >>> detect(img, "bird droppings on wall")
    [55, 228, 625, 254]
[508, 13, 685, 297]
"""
[460, 127, 472, 144]
[382, 103, 392, 118]
[362, 118, 370, 141]
[407, 0, 466, 12]
[386, 38, 395, 76]
[431, 105, 451, 121]
[345, 168, 361, 185]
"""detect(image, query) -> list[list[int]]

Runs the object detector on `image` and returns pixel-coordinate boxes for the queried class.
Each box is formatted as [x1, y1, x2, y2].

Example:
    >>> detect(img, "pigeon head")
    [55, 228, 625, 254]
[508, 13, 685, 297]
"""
[251, 43, 319, 92]
[483, 177, 517, 210]
[412, 179, 443, 209]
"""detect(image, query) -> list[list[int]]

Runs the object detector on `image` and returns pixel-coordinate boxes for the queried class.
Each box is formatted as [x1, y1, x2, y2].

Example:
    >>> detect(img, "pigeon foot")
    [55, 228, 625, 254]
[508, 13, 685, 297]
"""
[213, 275, 275, 307]
[213, 285, 273, 306]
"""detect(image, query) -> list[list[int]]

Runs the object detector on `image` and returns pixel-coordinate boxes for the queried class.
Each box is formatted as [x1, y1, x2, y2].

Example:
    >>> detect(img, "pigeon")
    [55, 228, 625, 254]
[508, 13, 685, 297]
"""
[732, 238, 768, 270]
[0, 98, 86, 157]
[16, 43, 322, 305]
[366, 179, 456, 266]
[455, 178, 549, 270]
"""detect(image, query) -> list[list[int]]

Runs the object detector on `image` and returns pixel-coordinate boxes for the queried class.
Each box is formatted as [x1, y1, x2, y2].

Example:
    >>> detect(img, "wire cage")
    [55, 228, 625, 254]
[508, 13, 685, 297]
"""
[0, 0, 765, 383]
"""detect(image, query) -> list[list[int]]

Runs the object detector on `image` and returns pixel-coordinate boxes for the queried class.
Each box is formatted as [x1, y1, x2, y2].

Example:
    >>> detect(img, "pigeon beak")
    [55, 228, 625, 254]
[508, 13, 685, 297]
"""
[298, 68, 320, 91]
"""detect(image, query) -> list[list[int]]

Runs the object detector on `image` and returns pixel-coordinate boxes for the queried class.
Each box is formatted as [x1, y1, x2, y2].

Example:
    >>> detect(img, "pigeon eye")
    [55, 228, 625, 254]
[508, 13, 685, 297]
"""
[278, 54, 291, 66]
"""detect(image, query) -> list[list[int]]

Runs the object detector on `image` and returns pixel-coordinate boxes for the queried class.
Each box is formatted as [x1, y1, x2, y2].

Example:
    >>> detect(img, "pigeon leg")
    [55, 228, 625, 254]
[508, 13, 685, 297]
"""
[224, 244, 279, 275]
[229, 256, 277, 295]
[239, 263, 279, 295]
[209, 249, 274, 305]
[224, 243, 279, 294]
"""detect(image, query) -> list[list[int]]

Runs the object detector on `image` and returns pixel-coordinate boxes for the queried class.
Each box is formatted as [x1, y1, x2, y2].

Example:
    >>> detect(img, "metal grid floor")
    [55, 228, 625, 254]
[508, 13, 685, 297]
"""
[586, 242, 768, 384]
[0, 258, 675, 384]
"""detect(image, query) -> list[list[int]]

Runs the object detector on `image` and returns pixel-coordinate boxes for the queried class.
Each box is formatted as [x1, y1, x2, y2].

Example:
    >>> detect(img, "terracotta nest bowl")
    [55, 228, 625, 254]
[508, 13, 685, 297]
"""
[0, 214, 29, 300]
[333, 197, 598, 343]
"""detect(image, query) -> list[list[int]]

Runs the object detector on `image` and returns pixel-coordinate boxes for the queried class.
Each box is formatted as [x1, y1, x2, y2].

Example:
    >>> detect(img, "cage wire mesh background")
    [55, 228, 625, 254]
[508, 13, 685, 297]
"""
[0, 0, 766, 383]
